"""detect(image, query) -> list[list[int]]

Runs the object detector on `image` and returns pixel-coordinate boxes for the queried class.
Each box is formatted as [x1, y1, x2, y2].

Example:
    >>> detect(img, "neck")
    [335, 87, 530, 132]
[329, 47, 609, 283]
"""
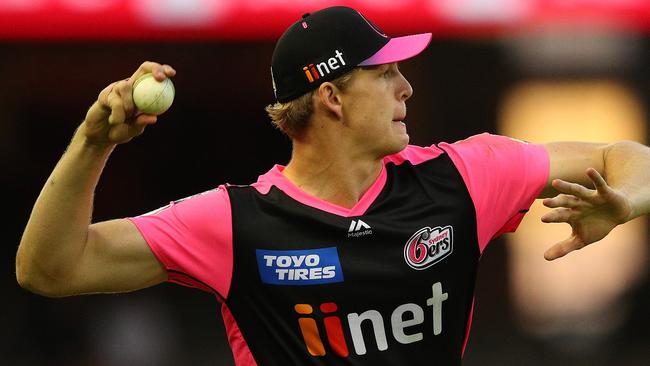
[283, 137, 383, 209]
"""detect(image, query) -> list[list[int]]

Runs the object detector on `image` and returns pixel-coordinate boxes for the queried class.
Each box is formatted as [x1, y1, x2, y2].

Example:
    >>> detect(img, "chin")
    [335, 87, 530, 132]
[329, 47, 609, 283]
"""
[395, 131, 410, 149]
[381, 135, 409, 157]
[391, 122, 410, 149]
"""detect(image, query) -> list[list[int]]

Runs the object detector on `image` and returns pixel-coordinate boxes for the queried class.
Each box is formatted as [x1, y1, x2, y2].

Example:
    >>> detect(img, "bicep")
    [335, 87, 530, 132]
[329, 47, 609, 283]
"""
[67, 219, 166, 295]
[541, 141, 607, 198]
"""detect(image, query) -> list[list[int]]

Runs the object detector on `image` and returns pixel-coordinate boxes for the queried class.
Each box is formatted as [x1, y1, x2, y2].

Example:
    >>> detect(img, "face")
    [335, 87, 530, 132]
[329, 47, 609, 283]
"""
[338, 63, 414, 158]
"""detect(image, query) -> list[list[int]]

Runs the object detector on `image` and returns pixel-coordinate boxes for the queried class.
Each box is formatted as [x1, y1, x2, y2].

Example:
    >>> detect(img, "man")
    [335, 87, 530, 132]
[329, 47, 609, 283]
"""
[15, 6, 650, 365]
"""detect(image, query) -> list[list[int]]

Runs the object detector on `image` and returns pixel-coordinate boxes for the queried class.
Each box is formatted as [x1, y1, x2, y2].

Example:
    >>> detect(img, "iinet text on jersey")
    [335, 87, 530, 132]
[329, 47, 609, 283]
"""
[294, 282, 449, 357]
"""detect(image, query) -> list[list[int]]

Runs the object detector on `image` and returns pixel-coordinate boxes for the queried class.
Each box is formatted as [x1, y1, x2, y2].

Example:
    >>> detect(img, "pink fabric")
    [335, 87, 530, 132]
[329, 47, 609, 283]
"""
[254, 144, 444, 217]
[439, 133, 550, 253]
[461, 298, 475, 357]
[128, 185, 233, 298]
[383, 143, 444, 165]
[222, 304, 258, 366]
[256, 164, 388, 217]
[359, 33, 432, 66]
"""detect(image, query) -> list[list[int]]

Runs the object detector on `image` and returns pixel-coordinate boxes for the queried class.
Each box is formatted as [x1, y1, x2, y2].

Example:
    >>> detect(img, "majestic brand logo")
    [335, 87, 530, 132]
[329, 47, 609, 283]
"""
[142, 188, 218, 216]
[303, 50, 346, 83]
[294, 282, 448, 357]
[347, 219, 372, 238]
[256, 247, 344, 285]
[404, 226, 454, 270]
[507, 136, 529, 144]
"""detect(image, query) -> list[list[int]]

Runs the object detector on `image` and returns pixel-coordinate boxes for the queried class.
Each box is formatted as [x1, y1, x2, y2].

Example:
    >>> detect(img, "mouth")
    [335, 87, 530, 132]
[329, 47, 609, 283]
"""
[392, 118, 407, 131]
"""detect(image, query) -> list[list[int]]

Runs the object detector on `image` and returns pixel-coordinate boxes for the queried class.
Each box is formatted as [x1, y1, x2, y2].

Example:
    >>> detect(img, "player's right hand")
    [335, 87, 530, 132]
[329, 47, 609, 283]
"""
[82, 61, 176, 146]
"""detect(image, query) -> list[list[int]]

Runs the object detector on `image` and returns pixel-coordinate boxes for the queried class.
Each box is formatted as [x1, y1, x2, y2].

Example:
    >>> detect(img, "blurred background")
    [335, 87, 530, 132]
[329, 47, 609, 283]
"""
[2, 0, 650, 365]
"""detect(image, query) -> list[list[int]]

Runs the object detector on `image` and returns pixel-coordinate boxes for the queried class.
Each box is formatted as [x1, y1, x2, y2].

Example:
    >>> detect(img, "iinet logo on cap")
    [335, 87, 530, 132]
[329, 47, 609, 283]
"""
[303, 50, 346, 83]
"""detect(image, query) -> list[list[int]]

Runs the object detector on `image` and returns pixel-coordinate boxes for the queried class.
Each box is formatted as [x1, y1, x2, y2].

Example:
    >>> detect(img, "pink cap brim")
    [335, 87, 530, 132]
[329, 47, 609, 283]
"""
[358, 33, 432, 66]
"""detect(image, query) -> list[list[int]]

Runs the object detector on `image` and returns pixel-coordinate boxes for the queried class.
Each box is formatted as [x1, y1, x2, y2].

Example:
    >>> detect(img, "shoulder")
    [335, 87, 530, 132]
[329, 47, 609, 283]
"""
[383, 133, 533, 166]
[383, 144, 445, 166]
[133, 185, 231, 228]
[440, 133, 530, 150]
[438, 133, 547, 164]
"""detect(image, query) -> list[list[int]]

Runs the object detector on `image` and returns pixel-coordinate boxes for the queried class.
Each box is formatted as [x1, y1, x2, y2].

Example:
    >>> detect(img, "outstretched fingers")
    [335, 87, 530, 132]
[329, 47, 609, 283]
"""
[551, 178, 593, 199]
[541, 168, 630, 261]
[541, 192, 589, 223]
[541, 207, 573, 223]
[543, 194, 582, 209]
[544, 236, 585, 261]
[586, 168, 611, 196]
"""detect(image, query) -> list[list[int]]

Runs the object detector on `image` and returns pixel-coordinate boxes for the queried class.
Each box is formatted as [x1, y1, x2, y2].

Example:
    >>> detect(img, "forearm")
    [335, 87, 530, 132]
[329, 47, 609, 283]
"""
[16, 124, 115, 292]
[603, 140, 650, 221]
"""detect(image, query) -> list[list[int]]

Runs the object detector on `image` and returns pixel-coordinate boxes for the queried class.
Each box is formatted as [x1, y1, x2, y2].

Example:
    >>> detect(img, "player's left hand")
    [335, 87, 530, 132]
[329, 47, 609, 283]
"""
[540, 168, 633, 261]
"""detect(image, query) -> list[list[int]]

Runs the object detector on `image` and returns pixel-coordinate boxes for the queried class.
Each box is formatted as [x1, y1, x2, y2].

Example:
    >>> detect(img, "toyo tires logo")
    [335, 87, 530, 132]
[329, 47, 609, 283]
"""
[404, 226, 454, 270]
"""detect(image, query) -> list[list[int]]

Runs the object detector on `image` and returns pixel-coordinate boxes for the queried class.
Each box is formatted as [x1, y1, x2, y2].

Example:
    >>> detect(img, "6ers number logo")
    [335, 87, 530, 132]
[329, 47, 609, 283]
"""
[404, 226, 454, 270]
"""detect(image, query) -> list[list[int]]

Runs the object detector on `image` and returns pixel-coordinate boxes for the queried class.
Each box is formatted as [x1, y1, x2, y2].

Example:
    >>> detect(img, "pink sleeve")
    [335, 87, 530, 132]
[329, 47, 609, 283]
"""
[439, 133, 549, 253]
[127, 185, 233, 299]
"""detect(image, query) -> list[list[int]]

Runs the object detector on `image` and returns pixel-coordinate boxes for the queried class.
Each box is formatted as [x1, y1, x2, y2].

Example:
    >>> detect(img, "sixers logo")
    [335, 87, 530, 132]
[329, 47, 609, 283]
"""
[404, 226, 454, 270]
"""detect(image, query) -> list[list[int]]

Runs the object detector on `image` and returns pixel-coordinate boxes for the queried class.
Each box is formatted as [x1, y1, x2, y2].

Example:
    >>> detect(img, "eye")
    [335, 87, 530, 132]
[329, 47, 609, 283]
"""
[381, 64, 400, 78]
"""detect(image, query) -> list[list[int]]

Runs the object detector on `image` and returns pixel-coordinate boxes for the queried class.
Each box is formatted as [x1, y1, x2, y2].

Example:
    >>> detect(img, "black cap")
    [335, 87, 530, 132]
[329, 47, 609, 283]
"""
[271, 6, 432, 103]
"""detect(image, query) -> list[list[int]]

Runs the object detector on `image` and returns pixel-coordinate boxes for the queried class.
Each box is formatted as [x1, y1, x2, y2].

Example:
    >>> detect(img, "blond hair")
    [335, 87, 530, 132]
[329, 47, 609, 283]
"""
[265, 68, 359, 139]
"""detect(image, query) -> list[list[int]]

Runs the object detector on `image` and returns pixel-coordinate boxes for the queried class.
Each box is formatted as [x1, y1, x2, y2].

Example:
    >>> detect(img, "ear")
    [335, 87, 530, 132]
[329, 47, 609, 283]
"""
[316, 82, 343, 119]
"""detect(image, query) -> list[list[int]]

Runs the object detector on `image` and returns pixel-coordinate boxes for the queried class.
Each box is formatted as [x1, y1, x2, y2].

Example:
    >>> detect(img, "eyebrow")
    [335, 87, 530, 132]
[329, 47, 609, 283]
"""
[361, 64, 393, 73]
[360, 65, 382, 71]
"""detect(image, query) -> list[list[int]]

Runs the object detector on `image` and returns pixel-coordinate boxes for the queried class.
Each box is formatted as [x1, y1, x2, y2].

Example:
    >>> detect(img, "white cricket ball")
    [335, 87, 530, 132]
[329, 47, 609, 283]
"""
[132, 73, 175, 115]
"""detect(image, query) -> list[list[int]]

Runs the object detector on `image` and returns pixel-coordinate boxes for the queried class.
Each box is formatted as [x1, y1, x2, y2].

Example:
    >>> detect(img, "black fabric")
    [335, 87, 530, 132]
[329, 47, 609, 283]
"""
[225, 154, 480, 365]
[271, 6, 389, 102]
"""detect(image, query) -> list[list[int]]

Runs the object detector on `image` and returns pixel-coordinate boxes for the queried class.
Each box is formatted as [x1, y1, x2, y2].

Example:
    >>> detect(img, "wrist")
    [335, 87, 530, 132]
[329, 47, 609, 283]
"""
[72, 124, 116, 155]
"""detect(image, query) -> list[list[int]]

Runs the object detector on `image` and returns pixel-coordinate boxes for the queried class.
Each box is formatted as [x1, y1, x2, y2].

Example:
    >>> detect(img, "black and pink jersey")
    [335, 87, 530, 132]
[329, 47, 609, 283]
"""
[129, 133, 549, 365]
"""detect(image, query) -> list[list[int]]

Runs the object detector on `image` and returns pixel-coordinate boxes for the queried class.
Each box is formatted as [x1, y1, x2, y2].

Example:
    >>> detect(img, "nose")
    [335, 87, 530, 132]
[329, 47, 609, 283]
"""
[397, 71, 413, 101]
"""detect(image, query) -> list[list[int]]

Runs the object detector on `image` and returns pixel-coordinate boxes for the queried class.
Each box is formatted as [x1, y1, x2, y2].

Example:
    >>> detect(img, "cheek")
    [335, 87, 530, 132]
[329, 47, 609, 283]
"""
[343, 89, 393, 129]
[358, 96, 391, 119]
[346, 98, 374, 121]
[355, 107, 391, 134]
